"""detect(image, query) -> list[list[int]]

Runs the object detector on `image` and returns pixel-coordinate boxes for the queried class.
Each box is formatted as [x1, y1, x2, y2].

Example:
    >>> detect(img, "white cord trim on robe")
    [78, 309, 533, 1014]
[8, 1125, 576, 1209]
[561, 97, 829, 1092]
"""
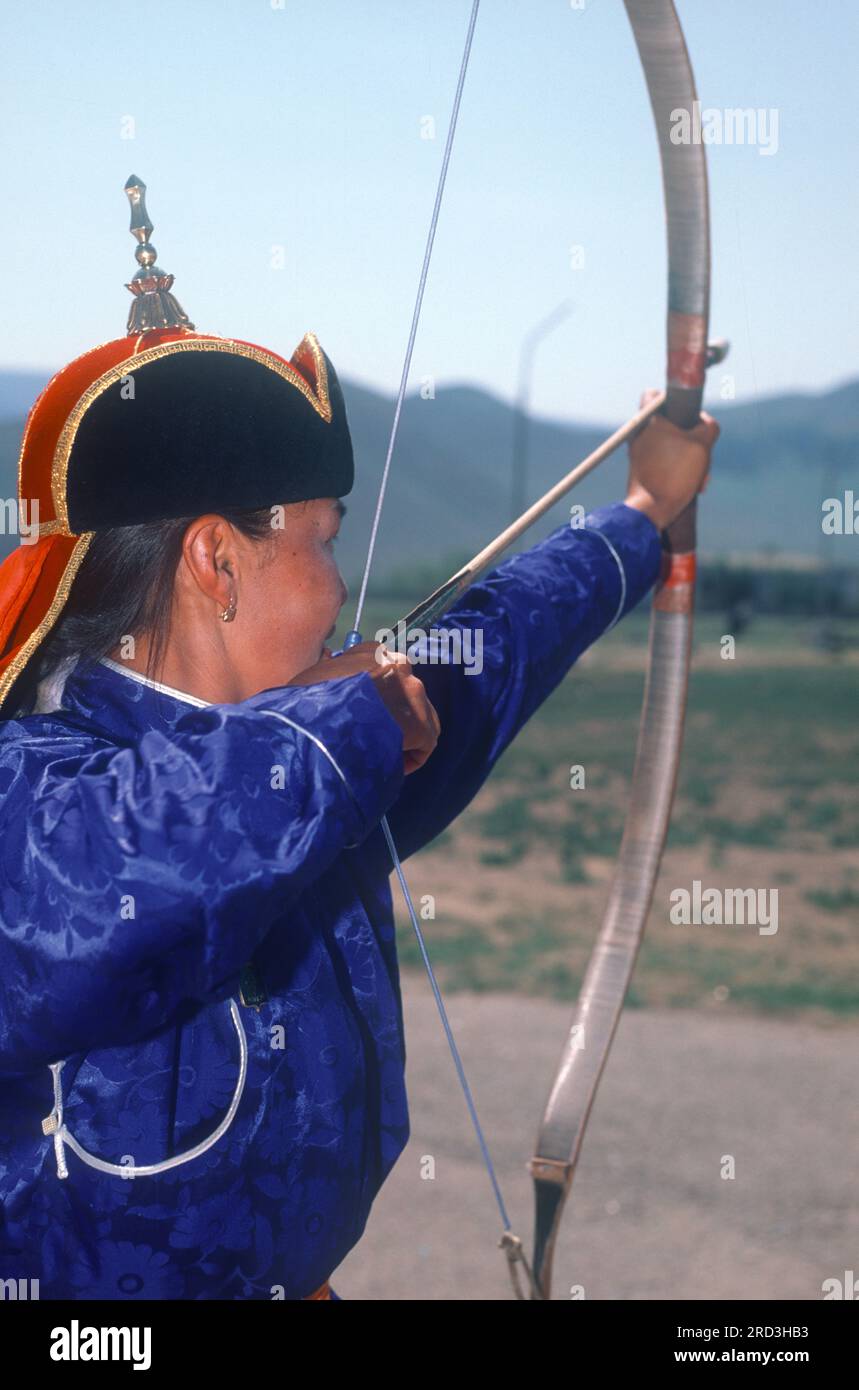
[100, 663, 364, 842]
[41, 999, 249, 1180]
[581, 526, 628, 630]
[257, 707, 366, 849]
[99, 656, 212, 708]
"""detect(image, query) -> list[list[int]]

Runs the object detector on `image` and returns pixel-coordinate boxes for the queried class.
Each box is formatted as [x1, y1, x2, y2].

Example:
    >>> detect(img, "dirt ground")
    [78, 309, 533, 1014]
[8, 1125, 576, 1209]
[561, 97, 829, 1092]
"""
[334, 973, 859, 1301]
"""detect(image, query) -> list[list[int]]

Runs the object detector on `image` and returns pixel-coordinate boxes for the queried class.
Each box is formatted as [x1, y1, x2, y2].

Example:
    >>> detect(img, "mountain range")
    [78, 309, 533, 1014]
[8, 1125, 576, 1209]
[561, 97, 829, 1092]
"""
[1, 368, 855, 581]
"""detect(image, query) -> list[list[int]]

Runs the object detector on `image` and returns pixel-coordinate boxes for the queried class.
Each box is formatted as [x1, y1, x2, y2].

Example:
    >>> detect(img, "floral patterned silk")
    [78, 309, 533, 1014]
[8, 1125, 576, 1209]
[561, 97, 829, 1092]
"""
[0, 505, 660, 1299]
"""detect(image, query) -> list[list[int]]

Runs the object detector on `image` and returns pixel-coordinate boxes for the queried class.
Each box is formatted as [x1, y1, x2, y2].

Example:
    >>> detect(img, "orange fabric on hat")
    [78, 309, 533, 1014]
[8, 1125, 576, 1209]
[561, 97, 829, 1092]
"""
[17, 328, 304, 529]
[0, 534, 91, 707]
[18, 329, 212, 526]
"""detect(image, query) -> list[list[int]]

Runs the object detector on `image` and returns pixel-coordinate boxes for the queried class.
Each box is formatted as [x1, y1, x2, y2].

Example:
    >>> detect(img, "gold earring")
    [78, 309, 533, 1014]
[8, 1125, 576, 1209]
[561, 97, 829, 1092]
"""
[220, 595, 237, 623]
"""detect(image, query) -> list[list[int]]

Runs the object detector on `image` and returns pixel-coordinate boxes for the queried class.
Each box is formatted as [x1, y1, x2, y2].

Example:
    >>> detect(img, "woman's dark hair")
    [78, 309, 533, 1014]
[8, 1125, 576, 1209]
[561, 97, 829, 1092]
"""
[21, 504, 278, 709]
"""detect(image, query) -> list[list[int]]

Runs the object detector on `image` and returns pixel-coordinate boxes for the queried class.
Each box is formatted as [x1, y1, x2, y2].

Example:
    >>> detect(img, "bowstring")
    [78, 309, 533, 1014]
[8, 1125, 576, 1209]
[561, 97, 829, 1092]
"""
[350, 0, 480, 639]
[344, 0, 535, 1289]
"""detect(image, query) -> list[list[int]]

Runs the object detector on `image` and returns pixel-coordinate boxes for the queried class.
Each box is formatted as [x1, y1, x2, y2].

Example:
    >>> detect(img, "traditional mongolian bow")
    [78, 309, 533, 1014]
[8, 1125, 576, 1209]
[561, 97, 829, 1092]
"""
[345, 0, 727, 1300]
[526, 0, 727, 1303]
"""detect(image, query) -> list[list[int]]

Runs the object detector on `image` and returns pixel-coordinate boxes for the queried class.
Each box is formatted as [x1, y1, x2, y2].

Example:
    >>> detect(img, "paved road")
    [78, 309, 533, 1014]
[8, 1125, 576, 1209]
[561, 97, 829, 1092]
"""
[334, 976, 858, 1300]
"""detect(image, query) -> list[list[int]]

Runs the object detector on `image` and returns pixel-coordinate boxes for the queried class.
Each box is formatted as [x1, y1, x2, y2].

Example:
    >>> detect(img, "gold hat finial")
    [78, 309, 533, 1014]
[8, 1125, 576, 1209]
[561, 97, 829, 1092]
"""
[124, 175, 195, 335]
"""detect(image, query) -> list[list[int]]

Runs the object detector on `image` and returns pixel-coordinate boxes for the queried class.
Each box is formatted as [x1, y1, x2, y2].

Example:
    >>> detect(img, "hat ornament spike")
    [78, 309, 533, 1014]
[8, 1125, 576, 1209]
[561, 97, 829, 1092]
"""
[124, 174, 195, 335]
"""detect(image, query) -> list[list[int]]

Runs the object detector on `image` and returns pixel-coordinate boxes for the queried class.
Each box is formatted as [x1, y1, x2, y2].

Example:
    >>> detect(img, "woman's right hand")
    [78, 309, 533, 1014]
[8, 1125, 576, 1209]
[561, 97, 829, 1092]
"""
[288, 641, 441, 775]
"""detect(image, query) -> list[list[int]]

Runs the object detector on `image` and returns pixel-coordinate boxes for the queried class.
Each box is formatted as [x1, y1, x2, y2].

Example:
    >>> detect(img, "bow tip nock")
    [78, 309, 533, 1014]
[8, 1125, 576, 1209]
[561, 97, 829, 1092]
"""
[706, 338, 730, 368]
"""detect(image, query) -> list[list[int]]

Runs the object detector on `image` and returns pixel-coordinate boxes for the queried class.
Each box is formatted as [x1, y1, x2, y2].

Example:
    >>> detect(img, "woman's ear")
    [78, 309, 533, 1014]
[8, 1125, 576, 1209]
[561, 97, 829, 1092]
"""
[179, 516, 239, 610]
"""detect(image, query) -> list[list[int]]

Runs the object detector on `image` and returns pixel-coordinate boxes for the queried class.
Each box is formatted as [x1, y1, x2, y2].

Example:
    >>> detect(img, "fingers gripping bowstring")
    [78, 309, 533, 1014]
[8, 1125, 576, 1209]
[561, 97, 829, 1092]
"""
[344, 0, 536, 1297]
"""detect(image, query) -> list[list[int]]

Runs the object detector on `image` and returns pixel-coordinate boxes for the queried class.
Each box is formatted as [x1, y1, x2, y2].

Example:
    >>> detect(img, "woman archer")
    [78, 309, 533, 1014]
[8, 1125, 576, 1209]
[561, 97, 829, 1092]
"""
[0, 202, 718, 1301]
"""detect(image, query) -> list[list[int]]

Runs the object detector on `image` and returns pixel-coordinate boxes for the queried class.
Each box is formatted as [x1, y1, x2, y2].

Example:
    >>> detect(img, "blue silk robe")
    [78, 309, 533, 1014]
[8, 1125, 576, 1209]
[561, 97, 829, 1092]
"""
[0, 505, 660, 1299]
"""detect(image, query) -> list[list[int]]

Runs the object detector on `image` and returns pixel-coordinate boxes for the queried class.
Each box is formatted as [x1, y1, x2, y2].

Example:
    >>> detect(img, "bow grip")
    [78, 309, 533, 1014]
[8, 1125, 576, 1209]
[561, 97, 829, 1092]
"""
[660, 338, 729, 553]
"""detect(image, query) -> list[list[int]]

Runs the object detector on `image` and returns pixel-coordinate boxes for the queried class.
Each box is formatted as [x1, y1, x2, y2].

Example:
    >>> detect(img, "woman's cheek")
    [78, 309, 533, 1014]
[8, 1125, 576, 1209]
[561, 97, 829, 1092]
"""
[321, 548, 347, 607]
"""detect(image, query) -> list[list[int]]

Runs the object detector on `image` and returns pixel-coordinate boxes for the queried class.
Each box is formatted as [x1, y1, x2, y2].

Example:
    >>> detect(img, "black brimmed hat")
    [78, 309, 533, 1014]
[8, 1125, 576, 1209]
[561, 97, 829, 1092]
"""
[0, 175, 354, 709]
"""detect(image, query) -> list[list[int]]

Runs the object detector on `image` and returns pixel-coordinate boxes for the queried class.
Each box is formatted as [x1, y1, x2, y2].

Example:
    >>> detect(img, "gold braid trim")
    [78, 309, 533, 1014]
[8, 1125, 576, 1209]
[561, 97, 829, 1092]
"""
[50, 333, 332, 533]
[15, 335, 139, 503]
[0, 533, 95, 710]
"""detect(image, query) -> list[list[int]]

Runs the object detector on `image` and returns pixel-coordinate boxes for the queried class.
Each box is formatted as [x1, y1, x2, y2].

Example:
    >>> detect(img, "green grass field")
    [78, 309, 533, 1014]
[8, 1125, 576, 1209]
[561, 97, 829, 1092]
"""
[349, 605, 859, 1022]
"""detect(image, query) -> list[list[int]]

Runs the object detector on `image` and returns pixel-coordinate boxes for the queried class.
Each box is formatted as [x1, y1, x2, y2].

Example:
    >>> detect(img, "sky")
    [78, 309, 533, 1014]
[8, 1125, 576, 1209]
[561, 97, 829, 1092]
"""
[1, 0, 855, 425]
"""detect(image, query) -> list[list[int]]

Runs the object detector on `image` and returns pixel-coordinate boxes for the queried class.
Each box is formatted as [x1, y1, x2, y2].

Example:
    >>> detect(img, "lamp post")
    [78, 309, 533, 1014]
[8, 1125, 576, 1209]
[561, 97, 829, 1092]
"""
[510, 300, 572, 523]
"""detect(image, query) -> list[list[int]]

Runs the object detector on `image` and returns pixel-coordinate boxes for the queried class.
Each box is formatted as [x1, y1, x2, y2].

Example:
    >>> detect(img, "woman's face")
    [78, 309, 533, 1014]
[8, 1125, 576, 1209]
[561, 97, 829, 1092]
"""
[229, 497, 348, 691]
[113, 498, 349, 704]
